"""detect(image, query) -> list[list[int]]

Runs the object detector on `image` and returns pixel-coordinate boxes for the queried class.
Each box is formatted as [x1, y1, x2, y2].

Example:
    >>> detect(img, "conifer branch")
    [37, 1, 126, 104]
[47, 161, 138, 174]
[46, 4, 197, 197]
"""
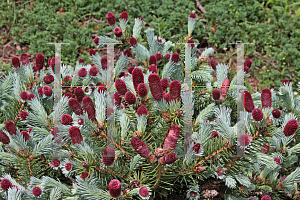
[153, 164, 162, 190]
[14, 102, 24, 123]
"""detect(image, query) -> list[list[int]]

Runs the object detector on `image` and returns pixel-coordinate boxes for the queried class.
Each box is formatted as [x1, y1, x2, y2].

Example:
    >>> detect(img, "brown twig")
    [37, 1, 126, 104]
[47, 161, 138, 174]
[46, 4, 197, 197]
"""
[27, 157, 33, 176]
[153, 164, 162, 190]
[14, 103, 24, 123]
[197, 141, 234, 164]
[195, 0, 206, 13]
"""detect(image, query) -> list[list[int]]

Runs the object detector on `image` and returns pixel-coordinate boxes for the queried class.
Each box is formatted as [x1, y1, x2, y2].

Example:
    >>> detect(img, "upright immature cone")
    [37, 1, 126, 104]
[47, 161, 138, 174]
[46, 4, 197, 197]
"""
[69, 126, 83, 144]
[68, 98, 83, 115]
[283, 119, 299, 136]
[120, 11, 128, 21]
[148, 64, 157, 73]
[159, 153, 177, 164]
[220, 79, 230, 97]
[21, 54, 29, 65]
[212, 89, 220, 100]
[149, 55, 157, 66]
[137, 105, 148, 116]
[148, 74, 163, 101]
[12, 57, 20, 68]
[109, 179, 121, 198]
[0, 130, 10, 144]
[5, 120, 17, 135]
[160, 78, 169, 91]
[125, 91, 136, 105]
[163, 125, 180, 152]
[115, 79, 127, 95]
[252, 108, 263, 121]
[137, 83, 148, 97]
[129, 37, 138, 47]
[131, 137, 152, 158]
[74, 87, 85, 102]
[35, 53, 44, 70]
[106, 12, 116, 26]
[82, 96, 96, 121]
[261, 88, 272, 108]
[243, 91, 255, 112]
[102, 146, 115, 166]
[132, 68, 144, 91]
[169, 80, 181, 102]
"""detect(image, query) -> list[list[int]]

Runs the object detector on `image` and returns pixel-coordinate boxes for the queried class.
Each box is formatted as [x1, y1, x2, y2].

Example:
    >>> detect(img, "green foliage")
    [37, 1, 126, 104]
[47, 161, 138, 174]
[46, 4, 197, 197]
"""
[199, 0, 300, 91]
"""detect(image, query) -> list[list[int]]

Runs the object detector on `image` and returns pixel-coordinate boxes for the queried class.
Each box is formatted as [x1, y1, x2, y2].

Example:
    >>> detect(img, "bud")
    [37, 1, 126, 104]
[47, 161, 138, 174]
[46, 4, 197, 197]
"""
[274, 157, 281, 165]
[12, 57, 20, 68]
[212, 89, 220, 100]
[20, 91, 28, 100]
[189, 10, 196, 19]
[32, 186, 42, 196]
[101, 57, 107, 70]
[244, 59, 252, 68]
[81, 171, 89, 180]
[155, 52, 162, 61]
[44, 75, 54, 84]
[68, 98, 83, 115]
[261, 195, 271, 200]
[0, 130, 10, 144]
[261, 88, 272, 108]
[65, 162, 72, 171]
[129, 37, 138, 47]
[139, 187, 149, 197]
[131, 137, 152, 158]
[69, 126, 83, 144]
[21, 130, 30, 141]
[261, 143, 270, 154]
[211, 131, 219, 139]
[149, 55, 157, 66]
[187, 39, 195, 48]
[115, 92, 122, 106]
[106, 12, 116, 26]
[137, 105, 148, 116]
[148, 64, 157, 73]
[192, 143, 201, 154]
[109, 179, 121, 198]
[114, 27, 122, 37]
[239, 134, 250, 146]
[5, 120, 17, 135]
[89, 66, 99, 76]
[148, 74, 163, 101]
[115, 79, 127, 95]
[35, 53, 45, 70]
[217, 168, 223, 176]
[209, 59, 218, 70]
[282, 79, 290, 86]
[89, 49, 96, 56]
[171, 52, 179, 63]
[243, 91, 255, 112]
[124, 49, 131, 57]
[125, 91, 136, 105]
[169, 80, 181, 102]
[220, 79, 230, 97]
[27, 93, 36, 101]
[78, 58, 84, 64]
[78, 68, 87, 77]
[137, 83, 148, 97]
[21, 54, 30, 65]
[120, 11, 128, 21]
[283, 119, 299, 136]
[132, 68, 144, 91]
[252, 108, 263, 121]
[78, 118, 84, 125]
[61, 114, 73, 125]
[1, 179, 12, 190]
[159, 153, 177, 164]
[102, 146, 115, 166]
[65, 92, 73, 98]
[163, 125, 180, 152]
[52, 159, 60, 167]
[165, 53, 171, 60]
[82, 96, 96, 121]
[128, 66, 134, 74]
[272, 109, 281, 118]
